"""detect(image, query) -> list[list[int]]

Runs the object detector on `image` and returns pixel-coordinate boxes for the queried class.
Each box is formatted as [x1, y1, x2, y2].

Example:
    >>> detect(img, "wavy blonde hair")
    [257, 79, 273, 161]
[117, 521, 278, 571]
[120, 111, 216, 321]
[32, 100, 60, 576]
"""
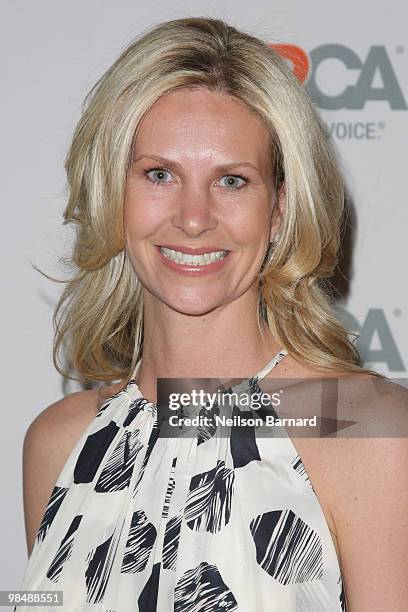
[48, 16, 385, 384]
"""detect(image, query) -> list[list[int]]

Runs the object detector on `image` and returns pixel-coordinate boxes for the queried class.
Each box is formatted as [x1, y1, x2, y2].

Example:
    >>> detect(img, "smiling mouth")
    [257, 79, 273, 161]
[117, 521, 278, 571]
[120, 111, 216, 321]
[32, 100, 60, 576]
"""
[158, 246, 229, 266]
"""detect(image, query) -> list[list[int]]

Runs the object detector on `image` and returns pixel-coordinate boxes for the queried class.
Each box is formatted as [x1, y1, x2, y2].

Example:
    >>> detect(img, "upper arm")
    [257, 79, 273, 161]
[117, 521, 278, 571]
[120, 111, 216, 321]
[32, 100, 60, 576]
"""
[22, 389, 99, 557]
[330, 436, 408, 611]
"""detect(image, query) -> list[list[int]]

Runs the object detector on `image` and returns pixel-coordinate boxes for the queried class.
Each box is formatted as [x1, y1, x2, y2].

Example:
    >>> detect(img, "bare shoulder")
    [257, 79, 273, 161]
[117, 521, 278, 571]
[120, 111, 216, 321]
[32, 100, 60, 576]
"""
[320, 375, 408, 506]
[277, 352, 379, 381]
[296, 373, 408, 608]
[275, 360, 408, 579]
[24, 378, 128, 460]
[322, 434, 408, 608]
[22, 379, 126, 557]
[26, 388, 98, 447]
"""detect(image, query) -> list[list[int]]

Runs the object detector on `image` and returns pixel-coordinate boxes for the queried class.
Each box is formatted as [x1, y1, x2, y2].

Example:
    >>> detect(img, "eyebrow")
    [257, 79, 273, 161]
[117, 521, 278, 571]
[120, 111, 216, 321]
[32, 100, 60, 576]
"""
[132, 154, 262, 174]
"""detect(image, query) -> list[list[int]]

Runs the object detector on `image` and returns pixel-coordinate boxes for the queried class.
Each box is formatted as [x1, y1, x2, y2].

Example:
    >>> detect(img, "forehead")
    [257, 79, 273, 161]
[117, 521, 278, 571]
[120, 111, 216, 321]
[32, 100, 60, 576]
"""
[133, 87, 272, 168]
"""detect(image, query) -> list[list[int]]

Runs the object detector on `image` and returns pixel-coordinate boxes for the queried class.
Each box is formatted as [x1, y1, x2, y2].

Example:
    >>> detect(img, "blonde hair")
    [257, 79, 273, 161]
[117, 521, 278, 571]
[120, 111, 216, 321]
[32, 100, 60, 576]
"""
[47, 16, 385, 384]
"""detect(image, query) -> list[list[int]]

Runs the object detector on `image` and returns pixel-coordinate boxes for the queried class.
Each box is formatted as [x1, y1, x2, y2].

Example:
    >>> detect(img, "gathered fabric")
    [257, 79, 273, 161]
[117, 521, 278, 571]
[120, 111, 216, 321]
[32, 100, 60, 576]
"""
[15, 349, 347, 611]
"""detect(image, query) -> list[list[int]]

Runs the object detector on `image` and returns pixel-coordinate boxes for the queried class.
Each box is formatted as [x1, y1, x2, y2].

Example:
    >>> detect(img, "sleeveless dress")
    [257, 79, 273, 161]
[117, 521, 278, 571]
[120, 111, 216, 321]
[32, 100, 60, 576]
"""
[15, 349, 348, 612]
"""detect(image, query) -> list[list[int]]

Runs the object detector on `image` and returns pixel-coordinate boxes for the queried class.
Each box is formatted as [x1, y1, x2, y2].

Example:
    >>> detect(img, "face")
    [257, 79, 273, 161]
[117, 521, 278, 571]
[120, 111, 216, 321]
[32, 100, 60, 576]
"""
[124, 87, 284, 316]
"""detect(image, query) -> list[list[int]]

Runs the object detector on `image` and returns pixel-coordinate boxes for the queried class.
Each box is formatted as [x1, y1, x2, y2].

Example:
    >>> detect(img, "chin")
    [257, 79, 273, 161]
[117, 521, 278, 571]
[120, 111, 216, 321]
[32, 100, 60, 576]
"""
[160, 292, 226, 317]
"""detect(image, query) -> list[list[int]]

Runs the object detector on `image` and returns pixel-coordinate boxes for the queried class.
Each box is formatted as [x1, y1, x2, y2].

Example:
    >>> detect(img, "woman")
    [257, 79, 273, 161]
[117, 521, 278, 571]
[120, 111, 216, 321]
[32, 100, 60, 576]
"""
[16, 16, 407, 612]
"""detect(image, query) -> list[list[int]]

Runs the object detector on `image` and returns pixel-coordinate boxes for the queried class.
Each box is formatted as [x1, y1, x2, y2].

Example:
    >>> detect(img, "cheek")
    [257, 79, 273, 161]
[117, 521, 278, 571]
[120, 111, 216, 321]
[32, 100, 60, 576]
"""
[226, 203, 271, 247]
[123, 191, 163, 244]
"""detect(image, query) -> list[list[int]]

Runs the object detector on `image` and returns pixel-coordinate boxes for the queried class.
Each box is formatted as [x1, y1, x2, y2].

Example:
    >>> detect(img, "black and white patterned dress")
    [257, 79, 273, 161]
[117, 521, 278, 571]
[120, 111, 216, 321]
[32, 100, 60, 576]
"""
[15, 349, 348, 611]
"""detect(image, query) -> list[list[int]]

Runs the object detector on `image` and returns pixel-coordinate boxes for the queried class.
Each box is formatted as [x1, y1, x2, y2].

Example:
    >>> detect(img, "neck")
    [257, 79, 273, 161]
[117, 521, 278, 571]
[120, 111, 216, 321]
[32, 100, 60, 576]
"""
[134, 287, 282, 392]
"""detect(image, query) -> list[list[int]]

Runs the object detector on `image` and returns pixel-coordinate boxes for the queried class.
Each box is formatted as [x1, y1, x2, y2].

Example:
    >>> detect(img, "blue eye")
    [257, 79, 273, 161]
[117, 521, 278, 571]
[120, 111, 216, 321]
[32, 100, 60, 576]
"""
[143, 167, 172, 185]
[142, 167, 249, 190]
[219, 175, 248, 191]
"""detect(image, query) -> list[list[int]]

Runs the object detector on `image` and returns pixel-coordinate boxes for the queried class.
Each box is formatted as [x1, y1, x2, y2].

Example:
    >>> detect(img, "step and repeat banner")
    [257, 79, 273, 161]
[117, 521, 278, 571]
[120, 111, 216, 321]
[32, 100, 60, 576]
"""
[271, 38, 407, 374]
[2, 0, 407, 595]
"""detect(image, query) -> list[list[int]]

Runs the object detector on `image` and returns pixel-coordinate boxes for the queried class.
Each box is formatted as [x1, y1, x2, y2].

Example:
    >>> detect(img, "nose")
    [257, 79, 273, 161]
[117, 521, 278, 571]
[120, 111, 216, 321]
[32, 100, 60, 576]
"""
[171, 183, 218, 238]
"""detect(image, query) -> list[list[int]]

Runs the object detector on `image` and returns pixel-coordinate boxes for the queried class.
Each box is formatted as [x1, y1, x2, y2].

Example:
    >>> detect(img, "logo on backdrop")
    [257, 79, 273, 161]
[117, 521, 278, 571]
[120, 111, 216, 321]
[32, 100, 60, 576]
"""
[271, 43, 407, 139]
[334, 305, 406, 372]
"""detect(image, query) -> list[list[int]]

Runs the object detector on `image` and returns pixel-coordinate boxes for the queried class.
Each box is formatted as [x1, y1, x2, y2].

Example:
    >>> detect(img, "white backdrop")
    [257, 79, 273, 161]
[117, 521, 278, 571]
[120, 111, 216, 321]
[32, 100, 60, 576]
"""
[2, 0, 407, 596]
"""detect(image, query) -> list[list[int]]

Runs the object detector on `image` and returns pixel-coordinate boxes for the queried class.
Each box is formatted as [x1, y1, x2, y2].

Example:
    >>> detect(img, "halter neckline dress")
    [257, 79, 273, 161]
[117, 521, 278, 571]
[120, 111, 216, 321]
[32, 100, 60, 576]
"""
[15, 348, 348, 611]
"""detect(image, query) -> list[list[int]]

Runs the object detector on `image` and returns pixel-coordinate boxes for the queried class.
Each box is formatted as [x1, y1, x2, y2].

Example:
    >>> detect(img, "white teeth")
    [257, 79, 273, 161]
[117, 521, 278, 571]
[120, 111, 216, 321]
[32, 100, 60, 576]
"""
[160, 247, 228, 266]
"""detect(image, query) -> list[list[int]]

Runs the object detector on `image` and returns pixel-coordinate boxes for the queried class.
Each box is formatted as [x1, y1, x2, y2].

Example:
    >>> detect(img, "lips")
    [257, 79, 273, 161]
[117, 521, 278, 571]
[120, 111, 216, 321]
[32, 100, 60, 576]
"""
[157, 244, 228, 255]
[155, 245, 231, 275]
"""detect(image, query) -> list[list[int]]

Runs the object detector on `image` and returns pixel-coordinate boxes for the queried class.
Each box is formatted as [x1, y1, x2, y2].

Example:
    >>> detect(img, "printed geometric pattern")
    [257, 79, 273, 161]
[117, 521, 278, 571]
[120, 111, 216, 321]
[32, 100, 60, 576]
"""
[184, 460, 234, 533]
[174, 562, 238, 612]
[250, 509, 323, 584]
[36, 486, 69, 545]
[121, 510, 157, 573]
[14, 348, 348, 611]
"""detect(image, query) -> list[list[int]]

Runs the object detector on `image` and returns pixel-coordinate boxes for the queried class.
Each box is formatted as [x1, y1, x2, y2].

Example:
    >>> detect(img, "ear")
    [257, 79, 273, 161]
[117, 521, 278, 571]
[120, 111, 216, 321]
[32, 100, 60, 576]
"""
[269, 182, 286, 241]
